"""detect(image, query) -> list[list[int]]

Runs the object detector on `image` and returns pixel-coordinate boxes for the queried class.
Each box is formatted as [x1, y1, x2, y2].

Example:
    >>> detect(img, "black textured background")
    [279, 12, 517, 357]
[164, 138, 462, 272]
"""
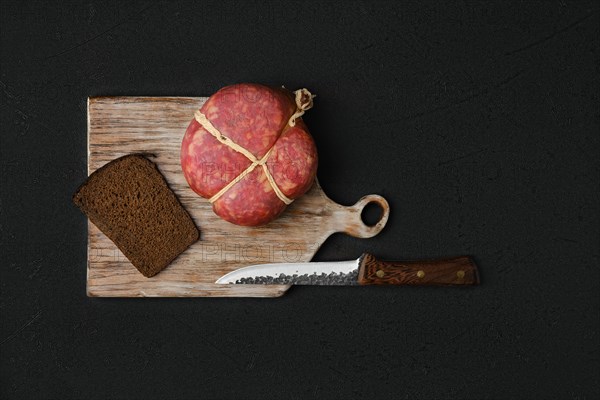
[1, 1, 599, 399]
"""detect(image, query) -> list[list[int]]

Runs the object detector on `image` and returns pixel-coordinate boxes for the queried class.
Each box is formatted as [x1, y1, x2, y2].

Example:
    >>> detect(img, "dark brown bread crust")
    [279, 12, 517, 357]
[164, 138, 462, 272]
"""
[73, 154, 199, 277]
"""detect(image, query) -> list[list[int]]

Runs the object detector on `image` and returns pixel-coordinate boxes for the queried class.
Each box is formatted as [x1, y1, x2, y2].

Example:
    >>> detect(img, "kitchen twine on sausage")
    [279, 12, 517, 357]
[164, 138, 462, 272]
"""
[194, 88, 315, 205]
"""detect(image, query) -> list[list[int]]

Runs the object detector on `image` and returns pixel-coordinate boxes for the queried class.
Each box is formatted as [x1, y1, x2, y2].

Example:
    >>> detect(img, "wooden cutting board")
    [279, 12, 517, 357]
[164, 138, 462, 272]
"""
[86, 97, 389, 297]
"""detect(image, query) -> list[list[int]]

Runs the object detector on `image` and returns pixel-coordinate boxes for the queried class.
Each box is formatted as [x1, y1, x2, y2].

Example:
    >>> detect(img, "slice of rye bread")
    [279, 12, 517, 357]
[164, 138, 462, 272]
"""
[73, 154, 199, 277]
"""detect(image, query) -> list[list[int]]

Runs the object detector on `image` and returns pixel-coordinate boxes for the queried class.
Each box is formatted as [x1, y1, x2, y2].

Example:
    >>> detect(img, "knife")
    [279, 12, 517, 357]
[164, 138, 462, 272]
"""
[215, 253, 479, 286]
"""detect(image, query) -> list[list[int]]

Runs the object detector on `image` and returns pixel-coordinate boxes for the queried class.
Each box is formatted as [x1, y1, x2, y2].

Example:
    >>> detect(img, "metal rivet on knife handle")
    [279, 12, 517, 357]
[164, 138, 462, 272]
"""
[376, 270, 385, 278]
[416, 270, 425, 278]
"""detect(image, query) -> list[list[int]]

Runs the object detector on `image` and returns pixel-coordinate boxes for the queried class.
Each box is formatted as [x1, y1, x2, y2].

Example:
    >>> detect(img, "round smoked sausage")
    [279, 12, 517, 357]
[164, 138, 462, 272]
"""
[181, 83, 318, 226]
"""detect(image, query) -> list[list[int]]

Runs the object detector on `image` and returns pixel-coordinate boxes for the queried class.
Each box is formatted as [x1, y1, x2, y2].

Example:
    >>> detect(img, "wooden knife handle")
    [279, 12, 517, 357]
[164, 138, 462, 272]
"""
[357, 253, 479, 286]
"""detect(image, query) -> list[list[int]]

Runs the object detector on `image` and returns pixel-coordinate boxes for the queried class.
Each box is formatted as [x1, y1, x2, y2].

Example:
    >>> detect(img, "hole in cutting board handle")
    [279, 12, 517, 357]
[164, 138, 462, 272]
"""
[361, 201, 384, 227]
[342, 194, 390, 238]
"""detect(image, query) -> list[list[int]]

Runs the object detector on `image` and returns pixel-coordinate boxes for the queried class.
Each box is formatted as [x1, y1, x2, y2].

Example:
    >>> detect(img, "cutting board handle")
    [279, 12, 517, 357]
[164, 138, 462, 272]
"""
[331, 194, 390, 238]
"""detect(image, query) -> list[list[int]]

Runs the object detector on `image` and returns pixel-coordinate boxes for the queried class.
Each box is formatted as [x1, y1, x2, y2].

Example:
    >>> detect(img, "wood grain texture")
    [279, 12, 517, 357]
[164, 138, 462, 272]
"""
[87, 97, 390, 297]
[357, 253, 479, 286]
